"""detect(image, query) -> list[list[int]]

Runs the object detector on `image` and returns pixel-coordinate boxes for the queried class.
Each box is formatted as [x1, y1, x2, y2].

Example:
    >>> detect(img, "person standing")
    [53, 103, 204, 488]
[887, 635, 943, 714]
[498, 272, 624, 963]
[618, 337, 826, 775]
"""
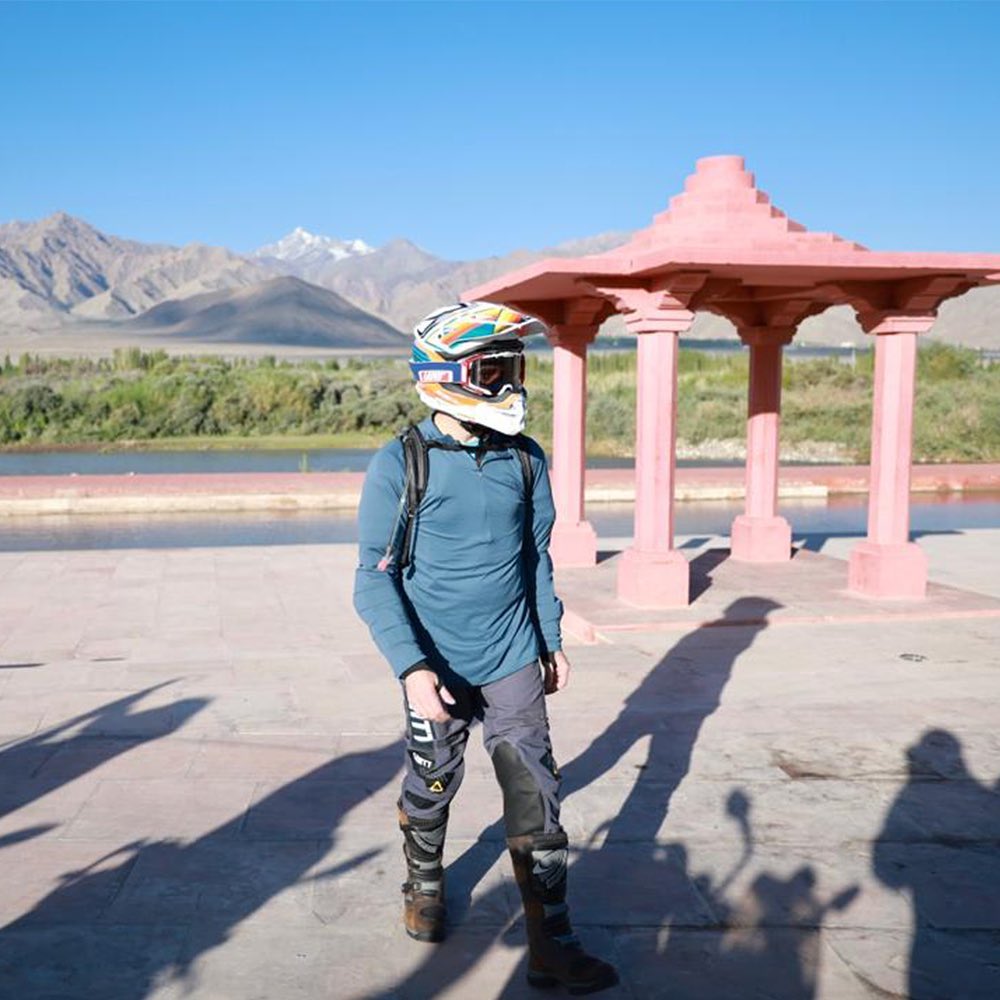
[354, 301, 617, 995]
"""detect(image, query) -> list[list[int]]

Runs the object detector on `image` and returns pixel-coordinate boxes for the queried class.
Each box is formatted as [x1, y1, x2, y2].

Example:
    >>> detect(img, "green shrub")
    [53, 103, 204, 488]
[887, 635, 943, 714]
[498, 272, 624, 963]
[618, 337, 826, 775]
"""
[0, 345, 994, 461]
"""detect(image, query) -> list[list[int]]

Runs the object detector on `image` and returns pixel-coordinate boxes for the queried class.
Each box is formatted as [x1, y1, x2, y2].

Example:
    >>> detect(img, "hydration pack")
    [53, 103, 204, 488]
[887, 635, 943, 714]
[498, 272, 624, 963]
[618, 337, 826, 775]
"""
[385, 423, 534, 570]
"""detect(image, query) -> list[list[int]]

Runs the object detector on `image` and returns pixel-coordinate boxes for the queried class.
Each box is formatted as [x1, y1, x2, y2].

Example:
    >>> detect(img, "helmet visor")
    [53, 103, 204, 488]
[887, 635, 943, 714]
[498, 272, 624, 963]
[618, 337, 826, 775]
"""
[465, 350, 525, 397]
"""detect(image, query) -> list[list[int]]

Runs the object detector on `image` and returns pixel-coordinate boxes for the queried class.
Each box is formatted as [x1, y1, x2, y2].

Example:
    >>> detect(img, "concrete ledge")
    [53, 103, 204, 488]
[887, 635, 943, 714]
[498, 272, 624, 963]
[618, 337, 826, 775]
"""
[556, 546, 1000, 640]
[0, 493, 362, 516]
[0, 463, 995, 517]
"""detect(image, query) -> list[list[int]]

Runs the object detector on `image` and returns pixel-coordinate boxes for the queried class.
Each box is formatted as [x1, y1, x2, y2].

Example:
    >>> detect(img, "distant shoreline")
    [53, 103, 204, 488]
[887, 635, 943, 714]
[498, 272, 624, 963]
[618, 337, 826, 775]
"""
[0, 434, 851, 465]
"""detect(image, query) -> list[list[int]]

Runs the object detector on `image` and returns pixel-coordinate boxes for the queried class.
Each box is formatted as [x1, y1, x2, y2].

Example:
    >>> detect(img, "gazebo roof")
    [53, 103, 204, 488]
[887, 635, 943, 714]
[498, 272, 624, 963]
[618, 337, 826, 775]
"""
[465, 156, 1000, 333]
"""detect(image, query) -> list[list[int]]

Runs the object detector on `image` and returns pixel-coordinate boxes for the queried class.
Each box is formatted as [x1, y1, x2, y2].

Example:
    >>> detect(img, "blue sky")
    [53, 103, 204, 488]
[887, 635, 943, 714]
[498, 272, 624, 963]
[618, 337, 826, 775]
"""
[2, 1, 998, 259]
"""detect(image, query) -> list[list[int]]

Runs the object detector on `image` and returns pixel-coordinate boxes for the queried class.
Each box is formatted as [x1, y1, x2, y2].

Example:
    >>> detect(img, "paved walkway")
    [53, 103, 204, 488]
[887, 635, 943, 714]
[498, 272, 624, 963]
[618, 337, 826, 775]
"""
[0, 530, 997, 998]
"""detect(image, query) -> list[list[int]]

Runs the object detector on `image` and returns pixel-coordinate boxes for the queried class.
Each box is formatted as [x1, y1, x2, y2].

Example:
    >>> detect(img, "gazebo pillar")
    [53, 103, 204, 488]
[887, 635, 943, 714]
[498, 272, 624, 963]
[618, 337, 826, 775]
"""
[848, 318, 933, 598]
[547, 323, 598, 567]
[617, 309, 694, 607]
[731, 327, 794, 562]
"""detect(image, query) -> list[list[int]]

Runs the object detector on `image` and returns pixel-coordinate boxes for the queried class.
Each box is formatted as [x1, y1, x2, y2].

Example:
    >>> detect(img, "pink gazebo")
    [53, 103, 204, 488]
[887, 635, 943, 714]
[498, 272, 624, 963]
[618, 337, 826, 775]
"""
[465, 155, 1000, 607]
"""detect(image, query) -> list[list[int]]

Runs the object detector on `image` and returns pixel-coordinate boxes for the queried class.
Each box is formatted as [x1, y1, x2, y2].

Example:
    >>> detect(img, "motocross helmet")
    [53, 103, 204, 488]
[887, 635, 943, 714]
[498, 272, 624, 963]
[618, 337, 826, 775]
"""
[410, 301, 546, 435]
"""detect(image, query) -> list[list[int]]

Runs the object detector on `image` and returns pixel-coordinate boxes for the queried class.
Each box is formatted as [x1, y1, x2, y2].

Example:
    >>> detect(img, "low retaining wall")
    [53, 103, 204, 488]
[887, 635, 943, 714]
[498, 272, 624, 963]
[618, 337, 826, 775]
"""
[0, 464, 997, 517]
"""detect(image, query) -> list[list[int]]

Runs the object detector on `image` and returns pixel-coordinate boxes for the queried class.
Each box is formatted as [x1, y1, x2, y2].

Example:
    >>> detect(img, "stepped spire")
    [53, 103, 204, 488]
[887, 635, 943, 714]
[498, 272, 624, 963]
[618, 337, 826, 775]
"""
[622, 155, 866, 253]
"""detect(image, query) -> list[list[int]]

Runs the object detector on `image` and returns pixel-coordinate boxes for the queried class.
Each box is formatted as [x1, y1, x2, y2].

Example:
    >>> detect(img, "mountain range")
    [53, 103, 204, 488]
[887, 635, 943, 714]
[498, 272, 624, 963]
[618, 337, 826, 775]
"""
[0, 212, 997, 351]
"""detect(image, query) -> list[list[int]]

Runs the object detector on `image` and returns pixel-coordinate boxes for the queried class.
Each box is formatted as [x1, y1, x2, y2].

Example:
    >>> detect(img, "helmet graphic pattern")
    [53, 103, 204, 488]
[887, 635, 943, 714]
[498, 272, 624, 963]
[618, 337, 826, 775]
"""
[414, 301, 546, 359]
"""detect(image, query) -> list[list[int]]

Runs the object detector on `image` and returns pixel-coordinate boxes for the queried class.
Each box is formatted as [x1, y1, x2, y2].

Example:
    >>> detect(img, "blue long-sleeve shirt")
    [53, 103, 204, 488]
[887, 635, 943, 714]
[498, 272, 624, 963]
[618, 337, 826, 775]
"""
[353, 415, 563, 686]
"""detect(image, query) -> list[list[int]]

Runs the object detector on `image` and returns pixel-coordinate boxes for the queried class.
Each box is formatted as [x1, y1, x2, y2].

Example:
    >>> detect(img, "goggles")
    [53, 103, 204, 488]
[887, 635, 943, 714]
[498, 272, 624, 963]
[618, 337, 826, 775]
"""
[411, 350, 526, 397]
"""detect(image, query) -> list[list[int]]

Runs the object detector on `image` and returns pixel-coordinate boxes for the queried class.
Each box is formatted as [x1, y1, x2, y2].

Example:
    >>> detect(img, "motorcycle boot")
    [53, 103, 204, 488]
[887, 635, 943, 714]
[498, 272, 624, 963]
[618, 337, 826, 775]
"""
[398, 804, 447, 943]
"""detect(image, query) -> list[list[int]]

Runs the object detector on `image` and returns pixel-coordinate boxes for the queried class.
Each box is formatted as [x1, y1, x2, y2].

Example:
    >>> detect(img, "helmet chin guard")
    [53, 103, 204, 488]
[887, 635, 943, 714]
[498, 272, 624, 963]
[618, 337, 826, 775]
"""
[416, 384, 527, 436]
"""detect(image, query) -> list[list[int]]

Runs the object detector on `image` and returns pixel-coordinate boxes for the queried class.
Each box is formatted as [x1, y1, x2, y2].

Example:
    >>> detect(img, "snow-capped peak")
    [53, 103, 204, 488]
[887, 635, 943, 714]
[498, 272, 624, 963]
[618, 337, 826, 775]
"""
[253, 228, 374, 264]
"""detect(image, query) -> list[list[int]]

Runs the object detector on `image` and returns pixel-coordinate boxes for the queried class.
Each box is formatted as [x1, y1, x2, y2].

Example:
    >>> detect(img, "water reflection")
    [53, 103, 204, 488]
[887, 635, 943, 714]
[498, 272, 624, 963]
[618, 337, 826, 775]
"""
[590, 492, 1000, 539]
[0, 494, 997, 553]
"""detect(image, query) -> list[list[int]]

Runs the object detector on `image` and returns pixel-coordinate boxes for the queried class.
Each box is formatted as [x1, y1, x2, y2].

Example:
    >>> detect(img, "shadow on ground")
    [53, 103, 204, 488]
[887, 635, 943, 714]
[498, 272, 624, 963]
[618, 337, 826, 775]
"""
[3, 616, 998, 997]
[0, 684, 208, 849]
[377, 597, 868, 999]
[795, 528, 961, 553]
[0, 739, 403, 998]
[871, 729, 1000, 1000]
[375, 602, 1000, 999]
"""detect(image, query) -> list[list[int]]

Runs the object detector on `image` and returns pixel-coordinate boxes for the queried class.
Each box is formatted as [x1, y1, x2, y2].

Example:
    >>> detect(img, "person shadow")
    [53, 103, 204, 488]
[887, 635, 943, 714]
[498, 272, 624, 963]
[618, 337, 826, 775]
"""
[0, 683, 208, 849]
[873, 729, 1000, 1000]
[0, 738, 403, 999]
[634, 789, 860, 1000]
[379, 596, 785, 998]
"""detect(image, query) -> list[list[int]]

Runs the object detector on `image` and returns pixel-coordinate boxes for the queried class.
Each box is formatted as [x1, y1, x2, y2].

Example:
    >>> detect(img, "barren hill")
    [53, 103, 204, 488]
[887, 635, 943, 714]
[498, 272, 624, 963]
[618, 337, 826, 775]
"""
[125, 276, 407, 348]
[0, 213, 267, 325]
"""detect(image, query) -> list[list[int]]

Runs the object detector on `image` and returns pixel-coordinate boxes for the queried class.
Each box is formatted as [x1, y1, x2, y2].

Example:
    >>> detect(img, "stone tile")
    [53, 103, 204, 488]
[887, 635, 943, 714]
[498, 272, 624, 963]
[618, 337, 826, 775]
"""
[0, 774, 98, 842]
[662, 777, 909, 847]
[868, 842, 1000, 930]
[566, 842, 717, 928]
[681, 843, 907, 932]
[0, 641, 79, 667]
[0, 735, 61, 781]
[828, 926, 1000, 1000]
[163, 923, 406, 1000]
[882, 778, 1000, 844]
[61, 778, 257, 841]
[0, 925, 188, 1000]
[105, 838, 324, 927]
[241, 744, 403, 841]
[0, 702, 44, 738]
[614, 927, 871, 1000]
[0, 659, 100, 695]
[0, 838, 138, 925]
[32, 686, 202, 739]
[35, 734, 202, 782]
[186, 735, 340, 780]
[200, 685, 320, 737]
[382, 924, 630, 1000]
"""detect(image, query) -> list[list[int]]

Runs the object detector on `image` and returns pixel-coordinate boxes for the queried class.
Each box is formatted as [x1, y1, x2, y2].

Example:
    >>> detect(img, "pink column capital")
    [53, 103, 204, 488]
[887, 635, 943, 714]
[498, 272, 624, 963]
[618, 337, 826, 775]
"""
[856, 311, 938, 337]
[546, 322, 598, 568]
[546, 323, 599, 349]
[589, 283, 697, 336]
[738, 325, 796, 348]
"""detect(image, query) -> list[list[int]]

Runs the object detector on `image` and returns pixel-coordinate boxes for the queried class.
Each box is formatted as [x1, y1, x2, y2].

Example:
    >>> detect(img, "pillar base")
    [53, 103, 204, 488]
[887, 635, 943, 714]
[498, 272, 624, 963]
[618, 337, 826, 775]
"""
[550, 520, 598, 569]
[616, 547, 690, 608]
[847, 541, 928, 600]
[730, 515, 792, 563]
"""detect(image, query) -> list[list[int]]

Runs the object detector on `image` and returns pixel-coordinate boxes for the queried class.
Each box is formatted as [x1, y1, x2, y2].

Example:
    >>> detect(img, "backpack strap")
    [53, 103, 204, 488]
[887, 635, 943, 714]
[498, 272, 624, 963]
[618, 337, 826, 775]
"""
[397, 424, 428, 569]
[393, 425, 535, 571]
[512, 434, 535, 497]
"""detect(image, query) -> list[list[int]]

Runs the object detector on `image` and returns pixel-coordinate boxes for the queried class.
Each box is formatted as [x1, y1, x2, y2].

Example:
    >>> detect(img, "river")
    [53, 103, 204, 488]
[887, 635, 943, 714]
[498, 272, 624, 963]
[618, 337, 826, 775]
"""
[2, 492, 998, 553]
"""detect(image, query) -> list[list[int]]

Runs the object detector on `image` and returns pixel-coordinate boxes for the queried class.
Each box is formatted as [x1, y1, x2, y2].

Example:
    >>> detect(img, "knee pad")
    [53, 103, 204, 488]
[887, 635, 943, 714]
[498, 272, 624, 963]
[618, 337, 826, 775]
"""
[491, 740, 546, 837]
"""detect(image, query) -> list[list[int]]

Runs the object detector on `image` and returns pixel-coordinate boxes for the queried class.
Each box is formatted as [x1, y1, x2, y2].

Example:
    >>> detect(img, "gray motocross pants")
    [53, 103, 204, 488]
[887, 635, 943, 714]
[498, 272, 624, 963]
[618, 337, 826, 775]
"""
[401, 661, 563, 838]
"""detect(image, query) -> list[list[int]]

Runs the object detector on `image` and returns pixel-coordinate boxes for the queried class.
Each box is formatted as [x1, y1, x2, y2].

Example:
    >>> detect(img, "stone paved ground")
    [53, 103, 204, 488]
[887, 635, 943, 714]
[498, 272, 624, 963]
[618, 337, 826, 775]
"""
[0, 530, 998, 999]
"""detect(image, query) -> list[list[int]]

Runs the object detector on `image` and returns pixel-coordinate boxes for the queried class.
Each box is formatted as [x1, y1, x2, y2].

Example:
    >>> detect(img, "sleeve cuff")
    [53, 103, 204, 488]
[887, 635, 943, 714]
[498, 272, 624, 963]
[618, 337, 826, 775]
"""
[398, 659, 432, 681]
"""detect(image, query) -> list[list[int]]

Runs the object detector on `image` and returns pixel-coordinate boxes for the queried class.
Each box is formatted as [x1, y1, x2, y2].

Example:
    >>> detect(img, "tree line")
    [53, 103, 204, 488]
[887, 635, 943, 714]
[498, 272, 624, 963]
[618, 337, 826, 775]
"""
[0, 343, 996, 462]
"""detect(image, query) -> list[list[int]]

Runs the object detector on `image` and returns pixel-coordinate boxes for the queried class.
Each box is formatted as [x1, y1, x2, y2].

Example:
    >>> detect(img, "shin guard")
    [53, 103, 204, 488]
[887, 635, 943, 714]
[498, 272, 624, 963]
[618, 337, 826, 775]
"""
[398, 804, 447, 943]
[507, 831, 618, 995]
